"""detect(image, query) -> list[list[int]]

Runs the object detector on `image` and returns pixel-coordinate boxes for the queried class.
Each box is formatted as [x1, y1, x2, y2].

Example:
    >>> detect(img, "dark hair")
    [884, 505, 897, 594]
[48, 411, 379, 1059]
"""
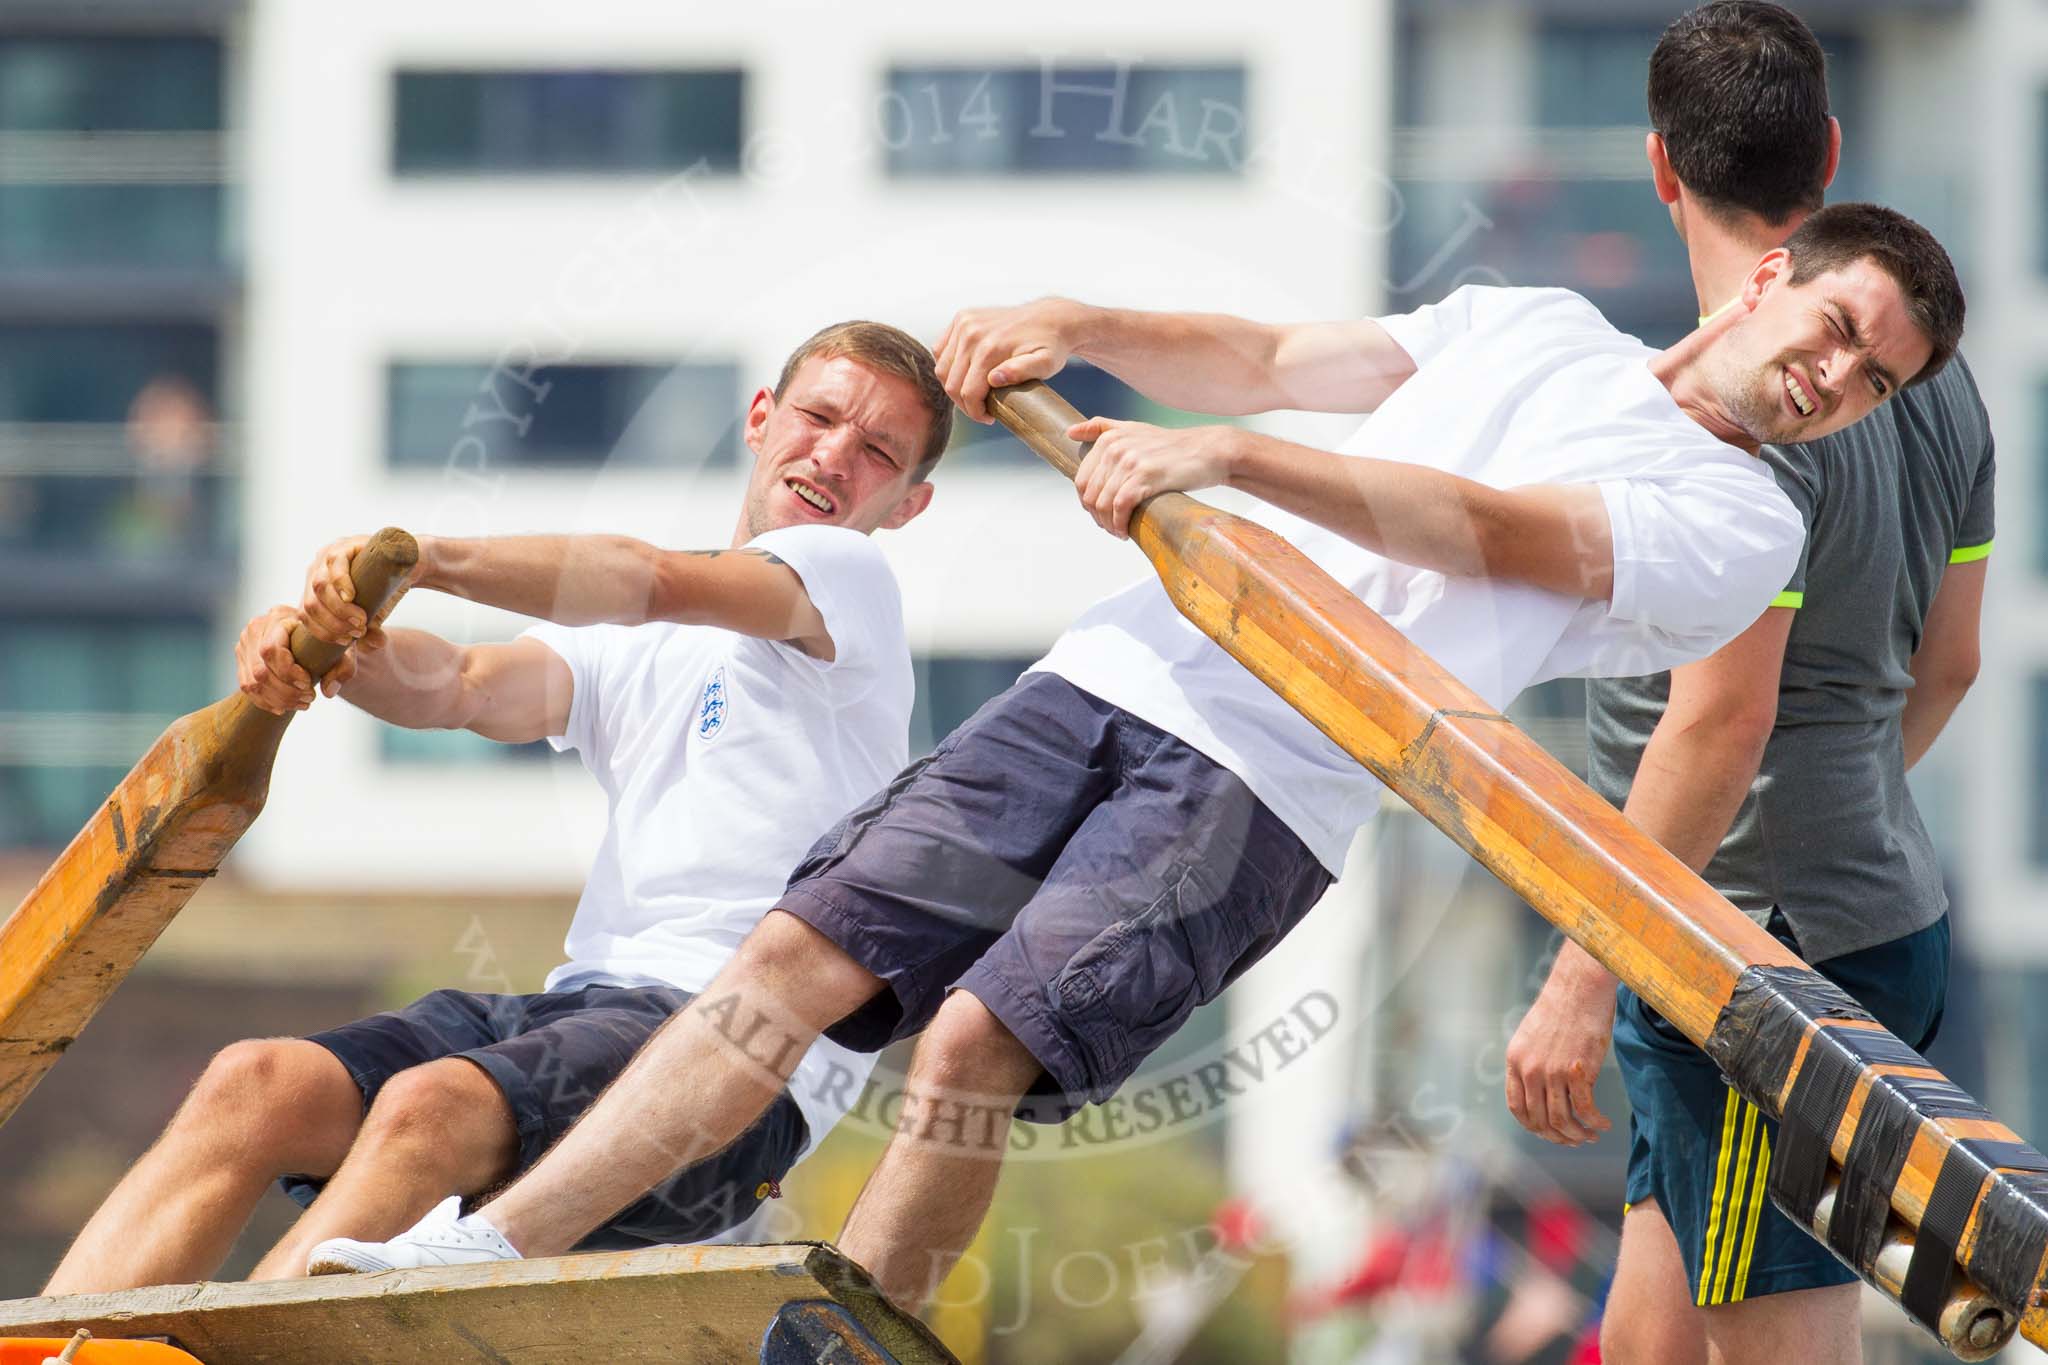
[774, 320, 952, 479]
[1648, 2, 1831, 224]
[1783, 203, 1965, 385]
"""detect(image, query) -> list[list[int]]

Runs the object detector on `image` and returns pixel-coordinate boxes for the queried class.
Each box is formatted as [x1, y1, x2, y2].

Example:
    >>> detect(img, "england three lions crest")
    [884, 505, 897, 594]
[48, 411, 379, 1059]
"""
[696, 666, 729, 741]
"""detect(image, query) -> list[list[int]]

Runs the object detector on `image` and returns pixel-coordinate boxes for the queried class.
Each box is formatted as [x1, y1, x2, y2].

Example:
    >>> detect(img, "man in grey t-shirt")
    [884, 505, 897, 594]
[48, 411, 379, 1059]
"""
[1500, 7, 1991, 1365]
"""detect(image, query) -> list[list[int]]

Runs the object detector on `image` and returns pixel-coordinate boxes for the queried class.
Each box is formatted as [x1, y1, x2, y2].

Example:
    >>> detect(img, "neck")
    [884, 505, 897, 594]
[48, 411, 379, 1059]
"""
[1649, 319, 1759, 456]
[1680, 200, 1806, 315]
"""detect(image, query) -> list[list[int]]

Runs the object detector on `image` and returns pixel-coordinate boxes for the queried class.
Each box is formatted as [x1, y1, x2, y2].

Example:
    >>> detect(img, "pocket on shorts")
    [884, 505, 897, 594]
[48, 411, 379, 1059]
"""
[1054, 861, 1264, 1074]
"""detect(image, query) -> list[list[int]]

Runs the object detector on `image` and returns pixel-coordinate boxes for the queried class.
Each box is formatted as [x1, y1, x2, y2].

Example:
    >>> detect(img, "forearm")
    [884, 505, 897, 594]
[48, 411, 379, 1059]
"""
[422, 534, 694, 626]
[1068, 305, 1296, 416]
[1222, 431, 1611, 597]
[1624, 716, 1766, 874]
[334, 628, 477, 730]
[1900, 681, 1971, 770]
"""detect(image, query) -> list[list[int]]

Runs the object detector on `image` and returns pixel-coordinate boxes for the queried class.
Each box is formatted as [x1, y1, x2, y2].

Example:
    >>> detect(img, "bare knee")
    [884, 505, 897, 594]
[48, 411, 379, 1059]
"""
[187, 1040, 349, 1135]
[911, 993, 1040, 1094]
[728, 909, 883, 1023]
[355, 1059, 516, 1188]
[170, 1039, 360, 1178]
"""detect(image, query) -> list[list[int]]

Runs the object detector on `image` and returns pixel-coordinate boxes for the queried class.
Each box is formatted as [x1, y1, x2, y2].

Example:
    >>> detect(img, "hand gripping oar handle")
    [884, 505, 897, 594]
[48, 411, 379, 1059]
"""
[285, 527, 420, 677]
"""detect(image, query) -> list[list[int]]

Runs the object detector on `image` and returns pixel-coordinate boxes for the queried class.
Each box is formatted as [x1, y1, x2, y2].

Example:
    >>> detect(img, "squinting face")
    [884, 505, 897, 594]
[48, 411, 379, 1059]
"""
[1712, 255, 1935, 445]
[738, 355, 934, 540]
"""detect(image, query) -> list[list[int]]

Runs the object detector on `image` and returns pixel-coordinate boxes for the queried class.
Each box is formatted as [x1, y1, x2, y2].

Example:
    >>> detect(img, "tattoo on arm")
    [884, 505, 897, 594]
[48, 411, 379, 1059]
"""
[672, 548, 787, 568]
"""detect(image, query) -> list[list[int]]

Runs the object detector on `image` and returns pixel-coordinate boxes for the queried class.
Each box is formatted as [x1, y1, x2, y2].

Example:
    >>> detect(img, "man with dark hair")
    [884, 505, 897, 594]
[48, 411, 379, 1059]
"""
[1647, 0, 1834, 224]
[43, 320, 950, 1293]
[1503, 6, 1993, 1363]
[318, 182, 1966, 1321]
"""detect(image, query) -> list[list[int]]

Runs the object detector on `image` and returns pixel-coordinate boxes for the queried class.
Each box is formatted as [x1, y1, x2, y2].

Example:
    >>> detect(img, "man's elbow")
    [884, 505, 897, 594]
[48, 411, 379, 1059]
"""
[1671, 698, 1777, 767]
[1918, 653, 1981, 708]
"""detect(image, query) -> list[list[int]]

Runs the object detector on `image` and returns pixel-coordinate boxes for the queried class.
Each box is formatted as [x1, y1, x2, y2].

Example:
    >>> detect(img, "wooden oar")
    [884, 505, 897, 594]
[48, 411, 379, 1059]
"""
[990, 379, 2047, 1360]
[0, 530, 418, 1129]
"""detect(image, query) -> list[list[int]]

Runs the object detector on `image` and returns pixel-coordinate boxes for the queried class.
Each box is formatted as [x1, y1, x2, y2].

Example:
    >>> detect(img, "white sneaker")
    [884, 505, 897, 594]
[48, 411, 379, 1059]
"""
[307, 1196, 522, 1275]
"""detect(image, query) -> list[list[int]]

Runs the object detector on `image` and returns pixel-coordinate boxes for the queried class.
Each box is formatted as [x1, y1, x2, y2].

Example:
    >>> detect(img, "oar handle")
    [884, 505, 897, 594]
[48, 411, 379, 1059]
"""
[987, 381, 1090, 481]
[285, 527, 420, 678]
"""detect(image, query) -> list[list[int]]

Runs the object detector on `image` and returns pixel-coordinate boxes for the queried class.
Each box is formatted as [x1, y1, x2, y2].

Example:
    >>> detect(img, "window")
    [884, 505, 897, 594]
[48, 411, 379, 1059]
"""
[392, 70, 744, 176]
[0, 325, 216, 424]
[0, 38, 227, 269]
[386, 360, 739, 471]
[0, 185, 223, 269]
[910, 655, 1038, 754]
[0, 325, 225, 560]
[1536, 23, 1864, 140]
[883, 65, 1247, 177]
[0, 37, 222, 132]
[0, 615, 212, 848]
[1535, 24, 1664, 129]
[943, 361, 1209, 470]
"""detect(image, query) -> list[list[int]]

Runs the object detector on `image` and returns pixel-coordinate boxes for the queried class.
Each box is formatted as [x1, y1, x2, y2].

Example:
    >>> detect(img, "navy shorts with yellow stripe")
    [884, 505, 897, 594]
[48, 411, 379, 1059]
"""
[1614, 910, 1950, 1306]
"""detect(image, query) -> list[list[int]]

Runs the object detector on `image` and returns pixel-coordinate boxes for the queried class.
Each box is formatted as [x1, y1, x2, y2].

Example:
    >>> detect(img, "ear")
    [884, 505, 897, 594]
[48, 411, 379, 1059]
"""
[1819, 116, 1842, 193]
[1741, 247, 1794, 310]
[743, 386, 774, 455]
[1646, 133, 1682, 206]
[879, 478, 935, 531]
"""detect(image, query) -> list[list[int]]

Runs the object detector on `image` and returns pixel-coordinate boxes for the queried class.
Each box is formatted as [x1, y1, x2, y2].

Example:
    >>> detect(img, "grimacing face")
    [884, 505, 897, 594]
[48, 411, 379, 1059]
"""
[738, 354, 935, 540]
[1711, 252, 1936, 446]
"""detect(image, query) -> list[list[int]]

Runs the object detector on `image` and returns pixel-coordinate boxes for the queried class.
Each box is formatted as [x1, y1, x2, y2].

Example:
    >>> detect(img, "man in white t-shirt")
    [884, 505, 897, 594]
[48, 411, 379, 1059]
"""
[330, 205, 1966, 1315]
[41, 320, 950, 1295]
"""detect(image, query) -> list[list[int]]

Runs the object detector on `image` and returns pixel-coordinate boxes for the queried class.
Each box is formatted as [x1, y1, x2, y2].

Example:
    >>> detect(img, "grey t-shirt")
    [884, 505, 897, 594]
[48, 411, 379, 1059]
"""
[1585, 355, 1995, 962]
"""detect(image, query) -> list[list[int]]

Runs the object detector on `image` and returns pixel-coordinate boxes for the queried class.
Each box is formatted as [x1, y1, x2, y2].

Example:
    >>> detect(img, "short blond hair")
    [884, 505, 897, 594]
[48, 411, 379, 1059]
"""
[774, 320, 952, 479]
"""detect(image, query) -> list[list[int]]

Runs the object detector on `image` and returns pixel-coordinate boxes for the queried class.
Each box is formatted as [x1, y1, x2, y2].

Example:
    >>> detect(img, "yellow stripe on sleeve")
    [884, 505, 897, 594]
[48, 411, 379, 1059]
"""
[1698, 1090, 1742, 1305]
[1770, 590, 1804, 609]
[1950, 540, 1993, 564]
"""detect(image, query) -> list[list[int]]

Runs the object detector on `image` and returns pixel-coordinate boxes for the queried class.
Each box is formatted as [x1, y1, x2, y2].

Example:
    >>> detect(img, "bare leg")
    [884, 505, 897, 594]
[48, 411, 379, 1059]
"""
[1703, 1282, 1861, 1365]
[836, 991, 1044, 1312]
[249, 1057, 518, 1279]
[480, 911, 884, 1256]
[44, 1040, 361, 1295]
[1601, 1200, 1710, 1365]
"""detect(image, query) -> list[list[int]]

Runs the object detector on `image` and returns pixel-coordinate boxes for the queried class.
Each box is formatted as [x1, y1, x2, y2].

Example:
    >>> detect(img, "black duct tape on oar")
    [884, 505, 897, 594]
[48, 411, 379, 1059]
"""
[1708, 967, 2048, 1331]
[1705, 967, 1876, 1226]
[1831, 1073, 1920, 1272]
[1772, 1028, 1862, 1225]
[1777, 1024, 1988, 1281]
[1704, 966, 1875, 1111]
[1897, 1139, 2048, 1327]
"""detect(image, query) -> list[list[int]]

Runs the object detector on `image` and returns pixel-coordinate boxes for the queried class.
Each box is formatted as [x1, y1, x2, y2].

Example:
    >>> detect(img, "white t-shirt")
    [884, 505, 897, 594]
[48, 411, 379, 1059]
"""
[1033, 285, 1803, 873]
[521, 523, 908, 1156]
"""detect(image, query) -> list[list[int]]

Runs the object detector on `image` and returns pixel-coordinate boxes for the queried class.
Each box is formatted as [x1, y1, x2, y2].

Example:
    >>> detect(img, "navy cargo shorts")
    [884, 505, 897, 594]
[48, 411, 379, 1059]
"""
[285, 983, 808, 1249]
[778, 671, 1336, 1122]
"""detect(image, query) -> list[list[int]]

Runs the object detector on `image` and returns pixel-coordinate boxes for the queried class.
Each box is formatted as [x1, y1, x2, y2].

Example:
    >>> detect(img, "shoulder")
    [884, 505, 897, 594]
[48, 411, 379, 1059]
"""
[1436, 284, 1606, 330]
[749, 524, 892, 573]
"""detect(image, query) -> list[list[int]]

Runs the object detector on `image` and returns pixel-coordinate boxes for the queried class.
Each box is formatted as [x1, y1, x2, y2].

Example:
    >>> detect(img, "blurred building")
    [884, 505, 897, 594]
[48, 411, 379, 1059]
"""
[0, 0, 240, 851]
